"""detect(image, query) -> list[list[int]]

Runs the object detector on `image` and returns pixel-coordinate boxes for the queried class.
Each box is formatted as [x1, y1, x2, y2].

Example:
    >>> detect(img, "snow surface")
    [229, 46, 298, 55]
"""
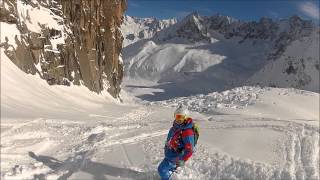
[0, 22, 21, 49]
[1, 49, 319, 179]
[122, 37, 272, 101]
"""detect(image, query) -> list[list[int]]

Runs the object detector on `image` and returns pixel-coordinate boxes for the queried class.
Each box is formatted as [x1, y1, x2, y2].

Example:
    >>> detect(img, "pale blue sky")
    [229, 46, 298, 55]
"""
[126, 0, 320, 22]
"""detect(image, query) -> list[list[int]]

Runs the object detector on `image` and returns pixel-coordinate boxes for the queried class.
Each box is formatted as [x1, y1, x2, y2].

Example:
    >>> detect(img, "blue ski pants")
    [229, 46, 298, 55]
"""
[158, 158, 177, 180]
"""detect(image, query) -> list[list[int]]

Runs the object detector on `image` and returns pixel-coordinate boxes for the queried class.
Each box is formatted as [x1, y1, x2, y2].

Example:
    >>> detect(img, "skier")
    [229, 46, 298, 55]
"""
[158, 105, 197, 180]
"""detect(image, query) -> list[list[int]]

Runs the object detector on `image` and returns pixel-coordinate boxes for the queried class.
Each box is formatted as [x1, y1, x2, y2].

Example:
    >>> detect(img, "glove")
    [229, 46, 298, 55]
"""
[177, 160, 185, 167]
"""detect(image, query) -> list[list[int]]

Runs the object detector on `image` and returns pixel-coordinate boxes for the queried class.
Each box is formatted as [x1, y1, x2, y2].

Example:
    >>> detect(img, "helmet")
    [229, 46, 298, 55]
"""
[174, 104, 189, 123]
[174, 104, 189, 117]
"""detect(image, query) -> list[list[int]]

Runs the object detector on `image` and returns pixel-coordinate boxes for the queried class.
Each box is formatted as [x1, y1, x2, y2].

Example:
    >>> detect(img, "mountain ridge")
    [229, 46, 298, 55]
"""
[121, 15, 177, 47]
[121, 12, 319, 100]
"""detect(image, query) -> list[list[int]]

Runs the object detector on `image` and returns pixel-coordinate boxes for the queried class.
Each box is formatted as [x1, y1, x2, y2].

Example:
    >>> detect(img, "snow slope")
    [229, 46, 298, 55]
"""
[247, 29, 320, 92]
[1, 50, 319, 180]
[122, 37, 272, 101]
[1, 49, 117, 120]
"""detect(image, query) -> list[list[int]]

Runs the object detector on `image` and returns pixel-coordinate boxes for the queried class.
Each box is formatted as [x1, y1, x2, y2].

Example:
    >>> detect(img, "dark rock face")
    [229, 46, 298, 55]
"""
[1, 0, 127, 98]
[60, 0, 126, 96]
[176, 13, 210, 42]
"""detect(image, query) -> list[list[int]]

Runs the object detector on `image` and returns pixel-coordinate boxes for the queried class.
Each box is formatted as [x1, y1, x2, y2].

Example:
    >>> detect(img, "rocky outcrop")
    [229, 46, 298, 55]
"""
[0, 0, 127, 98]
[175, 13, 210, 42]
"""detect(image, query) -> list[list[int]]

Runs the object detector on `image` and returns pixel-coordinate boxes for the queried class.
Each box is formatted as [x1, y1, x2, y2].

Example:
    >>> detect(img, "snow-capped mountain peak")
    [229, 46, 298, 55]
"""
[153, 12, 211, 43]
[121, 15, 177, 47]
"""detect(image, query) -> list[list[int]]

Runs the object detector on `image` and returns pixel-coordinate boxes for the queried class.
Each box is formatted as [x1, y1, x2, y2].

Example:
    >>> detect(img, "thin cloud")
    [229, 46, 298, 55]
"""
[299, 1, 319, 19]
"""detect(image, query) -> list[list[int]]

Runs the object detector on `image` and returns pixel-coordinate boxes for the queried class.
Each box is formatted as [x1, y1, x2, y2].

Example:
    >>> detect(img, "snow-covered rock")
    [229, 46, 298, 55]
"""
[154, 12, 211, 43]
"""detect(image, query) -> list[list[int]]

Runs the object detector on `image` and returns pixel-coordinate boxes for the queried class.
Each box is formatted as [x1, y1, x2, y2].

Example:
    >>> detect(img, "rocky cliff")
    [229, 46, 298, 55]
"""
[0, 0, 127, 98]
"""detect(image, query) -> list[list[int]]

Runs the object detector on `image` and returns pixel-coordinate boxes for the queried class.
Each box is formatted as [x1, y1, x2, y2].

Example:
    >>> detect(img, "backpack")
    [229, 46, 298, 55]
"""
[192, 122, 199, 146]
[168, 122, 199, 153]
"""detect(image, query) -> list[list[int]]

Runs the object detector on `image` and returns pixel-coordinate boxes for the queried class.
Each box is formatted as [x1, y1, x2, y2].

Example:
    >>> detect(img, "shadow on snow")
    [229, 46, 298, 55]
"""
[28, 151, 159, 180]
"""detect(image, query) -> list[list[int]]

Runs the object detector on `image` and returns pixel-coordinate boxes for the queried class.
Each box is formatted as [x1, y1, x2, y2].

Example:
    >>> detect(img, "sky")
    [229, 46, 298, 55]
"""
[126, 0, 320, 23]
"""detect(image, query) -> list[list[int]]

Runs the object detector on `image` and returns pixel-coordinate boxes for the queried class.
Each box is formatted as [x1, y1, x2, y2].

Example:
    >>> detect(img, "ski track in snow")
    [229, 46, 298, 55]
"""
[2, 104, 319, 180]
[204, 119, 319, 180]
[139, 117, 319, 180]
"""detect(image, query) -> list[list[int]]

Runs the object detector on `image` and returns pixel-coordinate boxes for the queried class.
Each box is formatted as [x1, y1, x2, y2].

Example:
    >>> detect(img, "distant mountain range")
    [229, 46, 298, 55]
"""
[121, 13, 319, 95]
[121, 15, 177, 47]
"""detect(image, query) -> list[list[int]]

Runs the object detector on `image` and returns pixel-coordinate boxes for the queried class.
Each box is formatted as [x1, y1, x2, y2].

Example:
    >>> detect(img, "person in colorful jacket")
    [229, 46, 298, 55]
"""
[158, 105, 195, 180]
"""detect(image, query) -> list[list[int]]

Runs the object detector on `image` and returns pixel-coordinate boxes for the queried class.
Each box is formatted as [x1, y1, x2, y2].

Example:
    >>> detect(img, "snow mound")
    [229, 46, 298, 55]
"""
[151, 86, 263, 112]
[152, 85, 319, 121]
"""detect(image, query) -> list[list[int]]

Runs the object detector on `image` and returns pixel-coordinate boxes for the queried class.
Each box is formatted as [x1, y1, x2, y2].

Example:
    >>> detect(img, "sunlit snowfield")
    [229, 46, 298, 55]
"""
[1, 49, 319, 179]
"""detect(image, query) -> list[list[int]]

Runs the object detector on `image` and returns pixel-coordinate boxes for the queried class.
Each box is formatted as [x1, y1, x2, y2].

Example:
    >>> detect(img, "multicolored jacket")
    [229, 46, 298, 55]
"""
[164, 118, 195, 163]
